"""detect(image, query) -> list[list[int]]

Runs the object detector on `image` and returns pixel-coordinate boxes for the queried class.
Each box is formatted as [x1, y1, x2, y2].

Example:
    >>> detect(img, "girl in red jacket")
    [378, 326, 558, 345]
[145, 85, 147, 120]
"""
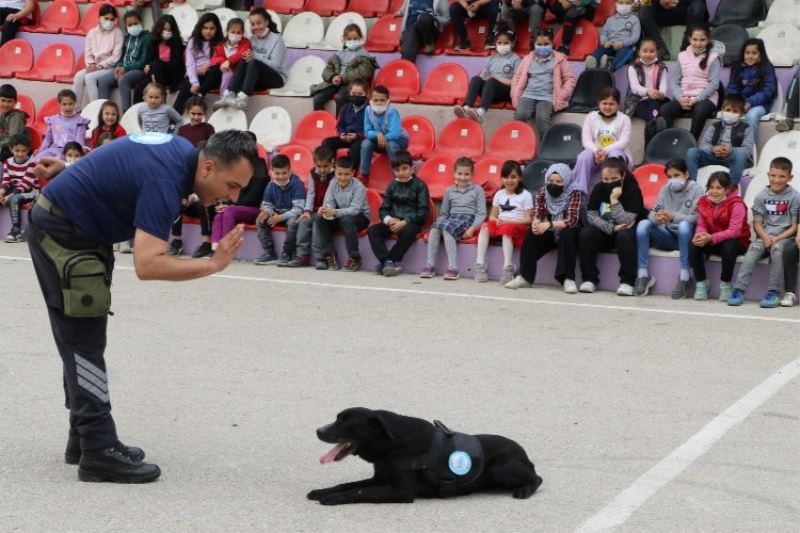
[690, 171, 750, 301]
[89, 101, 126, 149]
[211, 18, 251, 103]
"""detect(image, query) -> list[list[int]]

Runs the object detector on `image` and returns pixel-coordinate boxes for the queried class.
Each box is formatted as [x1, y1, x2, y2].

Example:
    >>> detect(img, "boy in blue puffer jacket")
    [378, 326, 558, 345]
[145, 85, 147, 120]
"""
[359, 85, 409, 184]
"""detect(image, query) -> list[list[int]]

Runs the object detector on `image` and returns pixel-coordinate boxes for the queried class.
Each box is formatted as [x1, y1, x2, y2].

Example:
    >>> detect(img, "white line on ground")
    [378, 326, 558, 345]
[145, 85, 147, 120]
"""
[575, 355, 800, 533]
[3, 254, 796, 324]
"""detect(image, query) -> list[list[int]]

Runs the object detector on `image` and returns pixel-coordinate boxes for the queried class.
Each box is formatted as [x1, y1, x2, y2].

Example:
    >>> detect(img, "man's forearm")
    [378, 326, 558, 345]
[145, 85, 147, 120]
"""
[134, 253, 219, 281]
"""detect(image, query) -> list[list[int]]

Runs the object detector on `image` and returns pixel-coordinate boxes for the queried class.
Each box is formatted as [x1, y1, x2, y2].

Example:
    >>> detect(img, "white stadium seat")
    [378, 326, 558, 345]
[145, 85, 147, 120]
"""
[208, 108, 248, 132]
[308, 12, 367, 51]
[249, 106, 292, 151]
[212, 8, 238, 31]
[762, 0, 800, 29]
[186, 0, 224, 9]
[169, 4, 199, 44]
[757, 24, 800, 67]
[120, 102, 143, 134]
[761, 82, 785, 121]
[695, 165, 730, 190]
[282, 12, 325, 49]
[269, 55, 326, 97]
[80, 98, 107, 136]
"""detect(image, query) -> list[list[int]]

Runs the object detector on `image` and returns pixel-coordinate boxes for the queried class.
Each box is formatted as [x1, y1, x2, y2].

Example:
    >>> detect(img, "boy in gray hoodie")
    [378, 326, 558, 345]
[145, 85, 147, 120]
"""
[585, 0, 640, 70]
[730, 157, 800, 307]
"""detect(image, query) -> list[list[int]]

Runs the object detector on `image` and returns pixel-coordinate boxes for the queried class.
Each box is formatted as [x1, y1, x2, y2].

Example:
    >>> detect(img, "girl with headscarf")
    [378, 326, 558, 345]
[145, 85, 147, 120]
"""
[506, 163, 585, 293]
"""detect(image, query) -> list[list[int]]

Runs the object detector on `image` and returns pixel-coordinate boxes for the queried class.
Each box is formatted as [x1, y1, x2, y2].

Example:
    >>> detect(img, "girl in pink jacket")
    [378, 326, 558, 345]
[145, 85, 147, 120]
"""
[511, 28, 576, 141]
[72, 4, 124, 110]
[572, 87, 631, 194]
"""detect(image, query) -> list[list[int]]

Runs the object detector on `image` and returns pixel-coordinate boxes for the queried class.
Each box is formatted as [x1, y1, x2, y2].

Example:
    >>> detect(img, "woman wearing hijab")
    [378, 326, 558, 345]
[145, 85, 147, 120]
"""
[506, 163, 585, 293]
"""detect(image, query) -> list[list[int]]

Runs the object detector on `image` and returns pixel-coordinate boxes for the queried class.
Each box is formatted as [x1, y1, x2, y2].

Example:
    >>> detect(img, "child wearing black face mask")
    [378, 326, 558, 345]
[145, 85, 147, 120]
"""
[322, 81, 369, 179]
[578, 157, 646, 296]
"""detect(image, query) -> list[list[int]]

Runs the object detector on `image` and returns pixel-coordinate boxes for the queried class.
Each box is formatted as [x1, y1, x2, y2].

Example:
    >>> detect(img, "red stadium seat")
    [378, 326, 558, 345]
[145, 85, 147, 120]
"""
[0, 39, 33, 78]
[446, 17, 492, 56]
[304, 0, 346, 16]
[265, 0, 305, 13]
[418, 154, 457, 201]
[633, 163, 668, 210]
[349, 0, 390, 17]
[287, 111, 337, 151]
[553, 19, 599, 61]
[474, 157, 504, 200]
[514, 21, 531, 55]
[436, 118, 485, 159]
[366, 154, 394, 194]
[32, 97, 59, 137]
[365, 187, 383, 227]
[365, 15, 402, 53]
[401, 115, 436, 160]
[434, 23, 455, 53]
[14, 94, 35, 127]
[54, 52, 85, 84]
[16, 43, 75, 82]
[484, 121, 537, 162]
[388, 0, 405, 12]
[63, 2, 103, 36]
[374, 59, 420, 103]
[593, 0, 616, 26]
[27, 127, 42, 151]
[408, 63, 469, 105]
[278, 144, 315, 183]
[26, 0, 80, 33]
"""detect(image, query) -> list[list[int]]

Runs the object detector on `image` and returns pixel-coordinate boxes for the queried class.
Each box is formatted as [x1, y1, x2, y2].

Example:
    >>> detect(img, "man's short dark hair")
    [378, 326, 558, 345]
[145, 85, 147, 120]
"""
[0, 83, 17, 101]
[390, 150, 413, 169]
[9, 133, 31, 149]
[271, 154, 291, 170]
[335, 156, 354, 170]
[202, 130, 258, 168]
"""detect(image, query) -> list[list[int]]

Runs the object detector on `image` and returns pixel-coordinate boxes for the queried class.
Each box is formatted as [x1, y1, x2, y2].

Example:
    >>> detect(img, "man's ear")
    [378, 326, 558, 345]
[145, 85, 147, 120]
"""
[368, 414, 396, 441]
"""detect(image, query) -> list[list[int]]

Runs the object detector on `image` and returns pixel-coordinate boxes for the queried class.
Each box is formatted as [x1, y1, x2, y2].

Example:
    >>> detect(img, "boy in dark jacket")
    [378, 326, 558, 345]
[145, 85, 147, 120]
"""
[367, 150, 430, 276]
[321, 81, 368, 175]
[0, 84, 29, 162]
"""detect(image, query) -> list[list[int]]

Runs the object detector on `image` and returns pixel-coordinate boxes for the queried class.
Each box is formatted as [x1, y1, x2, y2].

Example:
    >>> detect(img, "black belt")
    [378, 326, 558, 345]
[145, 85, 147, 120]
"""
[36, 195, 67, 220]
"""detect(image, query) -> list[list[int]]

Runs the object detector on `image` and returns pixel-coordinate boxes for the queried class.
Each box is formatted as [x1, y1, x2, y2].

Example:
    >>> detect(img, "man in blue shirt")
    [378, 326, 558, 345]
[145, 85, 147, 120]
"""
[26, 130, 256, 484]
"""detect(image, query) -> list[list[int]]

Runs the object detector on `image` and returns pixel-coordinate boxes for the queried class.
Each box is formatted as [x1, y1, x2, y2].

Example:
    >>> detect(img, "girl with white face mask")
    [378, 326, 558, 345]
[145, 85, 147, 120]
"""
[310, 23, 377, 116]
[454, 23, 520, 123]
[96, 10, 150, 112]
[208, 18, 252, 100]
[72, 4, 124, 110]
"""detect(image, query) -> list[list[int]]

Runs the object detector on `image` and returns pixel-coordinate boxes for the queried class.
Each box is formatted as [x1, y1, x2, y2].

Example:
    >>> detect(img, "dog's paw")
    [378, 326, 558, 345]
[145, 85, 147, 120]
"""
[512, 476, 542, 499]
[307, 489, 326, 501]
[318, 493, 347, 506]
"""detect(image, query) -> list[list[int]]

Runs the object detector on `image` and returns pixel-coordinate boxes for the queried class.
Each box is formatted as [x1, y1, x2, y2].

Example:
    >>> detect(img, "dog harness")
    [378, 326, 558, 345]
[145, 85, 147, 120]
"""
[375, 421, 484, 497]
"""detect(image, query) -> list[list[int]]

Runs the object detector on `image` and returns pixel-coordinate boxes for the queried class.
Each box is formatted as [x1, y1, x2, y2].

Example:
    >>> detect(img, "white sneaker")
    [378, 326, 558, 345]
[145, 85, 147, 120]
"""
[213, 92, 235, 110]
[780, 292, 797, 307]
[563, 279, 578, 294]
[616, 283, 634, 296]
[579, 281, 596, 293]
[505, 275, 532, 289]
[454, 105, 466, 118]
[232, 93, 249, 110]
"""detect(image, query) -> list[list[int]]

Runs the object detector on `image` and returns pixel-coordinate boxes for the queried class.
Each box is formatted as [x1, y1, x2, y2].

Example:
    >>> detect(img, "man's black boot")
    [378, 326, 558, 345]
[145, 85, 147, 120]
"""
[78, 445, 160, 483]
[65, 431, 145, 465]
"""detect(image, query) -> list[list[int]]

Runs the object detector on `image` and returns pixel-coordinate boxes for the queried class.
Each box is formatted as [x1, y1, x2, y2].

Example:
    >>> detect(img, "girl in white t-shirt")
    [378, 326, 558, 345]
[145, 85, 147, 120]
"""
[475, 160, 533, 284]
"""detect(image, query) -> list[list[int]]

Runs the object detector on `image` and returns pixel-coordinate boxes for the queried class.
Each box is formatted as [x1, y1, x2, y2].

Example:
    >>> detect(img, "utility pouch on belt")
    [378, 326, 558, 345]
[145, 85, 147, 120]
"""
[38, 231, 112, 318]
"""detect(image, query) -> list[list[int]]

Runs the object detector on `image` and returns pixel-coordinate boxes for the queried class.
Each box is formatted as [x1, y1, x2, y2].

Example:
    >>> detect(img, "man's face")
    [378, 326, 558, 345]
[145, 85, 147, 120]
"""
[0, 96, 15, 114]
[194, 156, 254, 206]
[270, 166, 291, 187]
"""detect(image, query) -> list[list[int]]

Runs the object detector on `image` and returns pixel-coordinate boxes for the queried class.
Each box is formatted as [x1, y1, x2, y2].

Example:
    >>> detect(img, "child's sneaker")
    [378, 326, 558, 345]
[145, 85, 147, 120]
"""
[693, 280, 709, 300]
[374, 261, 385, 275]
[315, 257, 329, 270]
[505, 275, 531, 289]
[718, 282, 733, 302]
[465, 107, 479, 122]
[232, 93, 249, 110]
[616, 283, 634, 296]
[167, 239, 183, 256]
[326, 252, 340, 271]
[213, 92, 235, 110]
[780, 291, 797, 307]
[285, 256, 310, 268]
[499, 265, 515, 284]
[343, 256, 361, 272]
[760, 290, 781, 308]
[671, 278, 690, 300]
[191, 242, 212, 258]
[254, 252, 277, 265]
[276, 252, 293, 266]
[419, 266, 435, 278]
[775, 117, 794, 133]
[633, 275, 656, 296]
[579, 281, 596, 293]
[474, 263, 488, 282]
[382, 260, 401, 277]
[599, 54, 609, 69]
[584, 55, 598, 69]
[453, 105, 466, 119]
[443, 268, 460, 280]
[474, 108, 485, 123]
[563, 279, 578, 294]
[727, 288, 745, 306]
[4, 230, 22, 243]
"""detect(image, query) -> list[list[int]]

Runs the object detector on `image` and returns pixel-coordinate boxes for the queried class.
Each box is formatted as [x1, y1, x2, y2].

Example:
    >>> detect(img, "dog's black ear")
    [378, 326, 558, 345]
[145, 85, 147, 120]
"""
[368, 414, 396, 441]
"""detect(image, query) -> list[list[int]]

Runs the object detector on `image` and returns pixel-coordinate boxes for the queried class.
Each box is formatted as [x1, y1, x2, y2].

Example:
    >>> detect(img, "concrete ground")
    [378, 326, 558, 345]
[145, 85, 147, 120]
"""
[0, 243, 798, 533]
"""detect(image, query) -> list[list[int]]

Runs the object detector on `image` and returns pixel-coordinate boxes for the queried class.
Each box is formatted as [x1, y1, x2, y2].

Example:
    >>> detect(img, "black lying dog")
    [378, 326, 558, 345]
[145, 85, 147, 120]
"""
[309, 407, 542, 505]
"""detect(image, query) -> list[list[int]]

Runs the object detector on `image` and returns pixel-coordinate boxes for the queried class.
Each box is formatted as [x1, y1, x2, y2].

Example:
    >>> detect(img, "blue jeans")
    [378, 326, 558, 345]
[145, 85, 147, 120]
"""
[591, 45, 636, 71]
[686, 147, 752, 185]
[359, 137, 409, 177]
[636, 219, 695, 271]
[744, 105, 767, 144]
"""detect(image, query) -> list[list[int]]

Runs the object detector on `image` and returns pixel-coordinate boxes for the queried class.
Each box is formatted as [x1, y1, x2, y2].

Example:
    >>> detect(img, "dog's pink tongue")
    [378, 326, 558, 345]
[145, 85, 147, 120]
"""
[319, 443, 347, 465]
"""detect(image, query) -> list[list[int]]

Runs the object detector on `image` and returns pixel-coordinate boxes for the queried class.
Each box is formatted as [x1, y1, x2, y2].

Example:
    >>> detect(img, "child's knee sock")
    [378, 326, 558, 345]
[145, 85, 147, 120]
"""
[476, 227, 490, 265]
[443, 231, 458, 270]
[502, 235, 514, 268]
[426, 227, 442, 266]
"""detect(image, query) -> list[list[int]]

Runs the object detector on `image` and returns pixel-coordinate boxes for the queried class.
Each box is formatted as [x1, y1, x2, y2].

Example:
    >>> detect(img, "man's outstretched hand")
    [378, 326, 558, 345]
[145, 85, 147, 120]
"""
[210, 224, 244, 272]
[35, 157, 65, 182]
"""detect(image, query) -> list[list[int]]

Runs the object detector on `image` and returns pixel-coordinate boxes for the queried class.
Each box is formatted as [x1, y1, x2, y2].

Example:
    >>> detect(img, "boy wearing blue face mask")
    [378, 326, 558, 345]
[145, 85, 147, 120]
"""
[359, 85, 409, 184]
[685, 94, 754, 186]
[634, 158, 703, 298]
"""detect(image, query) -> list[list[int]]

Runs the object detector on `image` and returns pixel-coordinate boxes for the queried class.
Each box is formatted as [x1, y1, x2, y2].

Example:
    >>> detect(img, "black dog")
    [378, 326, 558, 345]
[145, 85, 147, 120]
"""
[309, 407, 542, 505]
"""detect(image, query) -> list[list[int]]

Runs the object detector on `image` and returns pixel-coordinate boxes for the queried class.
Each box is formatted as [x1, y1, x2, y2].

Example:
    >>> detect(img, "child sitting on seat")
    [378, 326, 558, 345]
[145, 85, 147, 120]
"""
[0, 134, 37, 242]
[89, 100, 126, 149]
[0, 84, 29, 161]
[62, 142, 84, 163]
[547, 0, 599, 56]
[475, 160, 533, 284]
[209, 17, 251, 103]
[138, 82, 183, 133]
[623, 37, 669, 146]
[255, 154, 306, 265]
[634, 158, 703, 298]
[584, 0, 639, 71]
[35, 89, 89, 162]
[72, 3, 124, 109]
[360, 85, 409, 183]
[172, 12, 224, 114]
[367, 150, 430, 277]
[420, 157, 486, 280]
[321, 81, 368, 175]
[177, 96, 215, 147]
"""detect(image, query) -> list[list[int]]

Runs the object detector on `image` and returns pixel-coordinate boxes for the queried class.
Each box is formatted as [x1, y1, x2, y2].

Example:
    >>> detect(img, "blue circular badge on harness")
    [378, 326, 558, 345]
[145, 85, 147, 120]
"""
[129, 132, 172, 145]
[448, 451, 472, 476]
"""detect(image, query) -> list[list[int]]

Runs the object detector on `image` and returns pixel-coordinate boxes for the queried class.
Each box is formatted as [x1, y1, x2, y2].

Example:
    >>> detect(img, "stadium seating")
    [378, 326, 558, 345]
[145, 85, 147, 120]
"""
[408, 63, 469, 105]
[373, 59, 420, 103]
[445, 17, 493, 56]
[522, 160, 551, 195]
[757, 24, 800, 67]
[568, 69, 614, 112]
[31, 97, 59, 137]
[592, 0, 616, 27]
[484, 121, 537, 162]
[14, 94, 35, 127]
[27, 127, 42, 151]
[26, 0, 80, 33]
[243, 10, 283, 35]
[285, 110, 337, 150]
[16, 43, 75, 82]
[364, 15, 403, 52]
[169, 4, 200, 43]
[120, 102, 143, 134]
[212, 7, 238, 30]
[55, 53, 85, 84]
[278, 144, 315, 182]
[365, 188, 383, 227]
[304, 0, 347, 17]
[418, 154, 457, 201]
[436, 118, 484, 159]
[474, 157, 504, 199]
[537, 123, 583, 166]
[309, 12, 368, 50]
[710, 24, 750, 67]
[694, 165, 729, 190]
[0, 39, 33, 78]
[633, 163, 668, 209]
[63, 2, 103, 36]
[282, 11, 326, 48]
[763, 0, 800, 28]
[402, 115, 436, 160]
[553, 19, 599, 61]
[80, 98, 108, 133]
[269, 55, 326, 97]
[348, 0, 390, 18]
[751, 130, 800, 178]
[268, 0, 306, 14]
[367, 154, 394, 193]
[643, 128, 697, 165]
[711, 0, 767, 27]
[249, 106, 293, 151]
[208, 108, 249, 132]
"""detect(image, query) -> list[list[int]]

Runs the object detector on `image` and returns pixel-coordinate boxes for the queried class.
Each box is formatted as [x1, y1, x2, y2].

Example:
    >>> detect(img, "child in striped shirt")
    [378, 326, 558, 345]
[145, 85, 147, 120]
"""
[0, 134, 37, 242]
